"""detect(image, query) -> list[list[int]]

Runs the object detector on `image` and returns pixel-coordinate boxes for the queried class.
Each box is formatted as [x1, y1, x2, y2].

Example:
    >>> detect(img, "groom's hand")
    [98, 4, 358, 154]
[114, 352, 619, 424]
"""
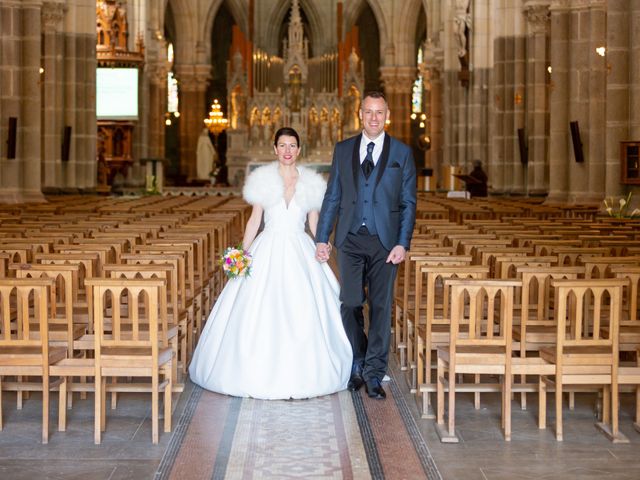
[386, 245, 406, 264]
[316, 242, 331, 263]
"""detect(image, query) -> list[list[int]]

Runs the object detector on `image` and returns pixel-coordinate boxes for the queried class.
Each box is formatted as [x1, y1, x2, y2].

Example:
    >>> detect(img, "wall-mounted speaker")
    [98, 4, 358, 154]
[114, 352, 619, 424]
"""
[7, 117, 17, 159]
[517, 127, 528, 165]
[61, 125, 72, 162]
[569, 121, 584, 163]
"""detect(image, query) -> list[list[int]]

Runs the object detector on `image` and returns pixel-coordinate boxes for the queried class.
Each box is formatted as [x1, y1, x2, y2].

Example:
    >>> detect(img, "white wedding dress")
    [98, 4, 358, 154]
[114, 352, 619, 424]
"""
[189, 163, 352, 400]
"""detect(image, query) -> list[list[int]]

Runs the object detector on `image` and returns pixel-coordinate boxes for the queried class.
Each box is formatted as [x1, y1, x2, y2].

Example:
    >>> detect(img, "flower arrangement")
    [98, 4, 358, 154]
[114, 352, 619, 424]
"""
[603, 192, 640, 219]
[219, 245, 252, 279]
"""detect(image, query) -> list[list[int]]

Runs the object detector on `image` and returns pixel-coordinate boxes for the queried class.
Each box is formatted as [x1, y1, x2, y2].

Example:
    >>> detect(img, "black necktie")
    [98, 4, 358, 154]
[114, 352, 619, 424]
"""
[362, 142, 375, 179]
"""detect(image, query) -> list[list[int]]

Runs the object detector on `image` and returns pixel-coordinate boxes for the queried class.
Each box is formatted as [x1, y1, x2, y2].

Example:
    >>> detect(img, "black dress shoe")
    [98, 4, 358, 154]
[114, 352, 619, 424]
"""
[347, 364, 364, 391]
[365, 378, 386, 399]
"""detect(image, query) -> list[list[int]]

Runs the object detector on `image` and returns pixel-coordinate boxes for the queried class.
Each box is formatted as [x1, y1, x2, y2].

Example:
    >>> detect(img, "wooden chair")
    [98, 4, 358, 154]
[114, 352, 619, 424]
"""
[0, 278, 66, 443]
[513, 266, 584, 409]
[539, 278, 628, 442]
[103, 264, 181, 384]
[401, 255, 472, 387]
[436, 279, 519, 442]
[85, 278, 173, 444]
[415, 265, 489, 417]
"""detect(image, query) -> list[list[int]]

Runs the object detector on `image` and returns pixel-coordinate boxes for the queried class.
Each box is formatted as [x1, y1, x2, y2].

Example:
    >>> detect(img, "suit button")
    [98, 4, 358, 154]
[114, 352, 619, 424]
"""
[352, 201, 356, 204]
[363, 217, 367, 221]
[364, 200, 368, 204]
[365, 183, 369, 187]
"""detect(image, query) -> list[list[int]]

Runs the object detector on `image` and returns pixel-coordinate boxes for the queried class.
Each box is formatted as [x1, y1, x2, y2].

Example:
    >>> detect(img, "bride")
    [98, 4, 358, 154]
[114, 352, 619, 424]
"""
[189, 127, 352, 399]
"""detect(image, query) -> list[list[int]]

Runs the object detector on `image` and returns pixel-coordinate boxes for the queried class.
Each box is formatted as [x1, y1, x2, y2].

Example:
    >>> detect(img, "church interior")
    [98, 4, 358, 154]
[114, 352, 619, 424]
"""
[1, 0, 640, 478]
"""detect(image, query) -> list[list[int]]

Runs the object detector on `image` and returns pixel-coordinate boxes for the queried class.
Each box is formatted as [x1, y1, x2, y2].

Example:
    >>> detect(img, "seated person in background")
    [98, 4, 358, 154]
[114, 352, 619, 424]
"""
[466, 160, 488, 197]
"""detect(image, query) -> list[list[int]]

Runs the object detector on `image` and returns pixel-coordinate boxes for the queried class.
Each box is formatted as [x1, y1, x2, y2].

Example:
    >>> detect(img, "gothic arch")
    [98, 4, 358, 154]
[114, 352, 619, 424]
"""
[166, 0, 199, 64]
[264, 0, 325, 56]
[202, 0, 248, 53]
[395, 0, 426, 65]
[342, 0, 389, 65]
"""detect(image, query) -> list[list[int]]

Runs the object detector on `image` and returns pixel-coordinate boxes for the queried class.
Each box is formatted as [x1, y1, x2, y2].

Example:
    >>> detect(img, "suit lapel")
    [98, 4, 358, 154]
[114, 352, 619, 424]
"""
[374, 134, 392, 188]
[351, 133, 362, 191]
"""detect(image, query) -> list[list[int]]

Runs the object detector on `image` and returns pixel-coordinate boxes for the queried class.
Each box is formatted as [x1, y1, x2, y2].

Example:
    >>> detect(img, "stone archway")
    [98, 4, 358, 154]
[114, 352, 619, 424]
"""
[264, 0, 325, 56]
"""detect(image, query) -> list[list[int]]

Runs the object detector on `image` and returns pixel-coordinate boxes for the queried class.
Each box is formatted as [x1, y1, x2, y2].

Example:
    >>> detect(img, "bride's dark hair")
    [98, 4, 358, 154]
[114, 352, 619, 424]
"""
[273, 127, 300, 147]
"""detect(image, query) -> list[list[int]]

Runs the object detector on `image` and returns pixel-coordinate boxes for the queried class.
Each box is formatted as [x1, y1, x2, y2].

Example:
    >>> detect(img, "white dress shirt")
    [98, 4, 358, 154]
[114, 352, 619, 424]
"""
[359, 132, 385, 166]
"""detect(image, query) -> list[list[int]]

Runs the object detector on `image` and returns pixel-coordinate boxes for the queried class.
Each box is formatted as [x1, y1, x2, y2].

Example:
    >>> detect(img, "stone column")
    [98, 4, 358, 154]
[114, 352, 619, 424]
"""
[629, 3, 640, 143]
[21, 0, 44, 202]
[547, 1, 570, 202]
[175, 64, 211, 180]
[41, 0, 64, 188]
[603, 1, 638, 199]
[584, 1, 607, 202]
[524, 1, 551, 196]
[379, 66, 415, 145]
[0, 1, 24, 202]
[147, 61, 168, 160]
[420, 44, 444, 188]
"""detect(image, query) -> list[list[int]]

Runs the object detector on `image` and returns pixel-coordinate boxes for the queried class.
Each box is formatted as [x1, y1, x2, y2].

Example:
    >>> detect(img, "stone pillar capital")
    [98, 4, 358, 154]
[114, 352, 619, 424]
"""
[524, 2, 550, 35]
[41, 1, 65, 33]
[146, 61, 170, 86]
[379, 66, 416, 94]
[174, 64, 211, 92]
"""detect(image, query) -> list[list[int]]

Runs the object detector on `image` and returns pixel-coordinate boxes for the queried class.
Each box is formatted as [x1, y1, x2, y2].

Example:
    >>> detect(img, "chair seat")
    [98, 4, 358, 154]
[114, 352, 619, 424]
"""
[50, 357, 95, 376]
[539, 345, 615, 365]
[437, 345, 508, 364]
[100, 346, 173, 366]
[513, 324, 557, 343]
[29, 323, 86, 343]
[0, 346, 67, 366]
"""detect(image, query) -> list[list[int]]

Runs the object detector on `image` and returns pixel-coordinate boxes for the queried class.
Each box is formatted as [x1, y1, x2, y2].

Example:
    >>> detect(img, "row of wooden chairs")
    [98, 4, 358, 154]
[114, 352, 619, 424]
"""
[394, 211, 640, 443]
[0, 194, 250, 444]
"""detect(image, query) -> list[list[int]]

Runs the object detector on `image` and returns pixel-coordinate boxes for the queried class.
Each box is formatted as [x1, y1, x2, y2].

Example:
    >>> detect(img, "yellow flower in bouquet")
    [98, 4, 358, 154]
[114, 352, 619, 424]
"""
[219, 245, 252, 279]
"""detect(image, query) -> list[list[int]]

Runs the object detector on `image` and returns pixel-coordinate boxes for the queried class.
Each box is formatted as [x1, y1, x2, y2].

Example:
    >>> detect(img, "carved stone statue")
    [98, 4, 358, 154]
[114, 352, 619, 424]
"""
[196, 128, 217, 180]
[454, 0, 471, 58]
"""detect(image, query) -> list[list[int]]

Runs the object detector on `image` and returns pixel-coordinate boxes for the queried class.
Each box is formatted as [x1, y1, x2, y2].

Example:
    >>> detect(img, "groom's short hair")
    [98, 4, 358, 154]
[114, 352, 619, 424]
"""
[362, 90, 387, 105]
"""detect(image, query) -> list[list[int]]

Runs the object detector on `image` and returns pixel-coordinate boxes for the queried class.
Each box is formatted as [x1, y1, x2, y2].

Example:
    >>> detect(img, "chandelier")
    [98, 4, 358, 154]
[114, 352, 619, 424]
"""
[204, 99, 228, 136]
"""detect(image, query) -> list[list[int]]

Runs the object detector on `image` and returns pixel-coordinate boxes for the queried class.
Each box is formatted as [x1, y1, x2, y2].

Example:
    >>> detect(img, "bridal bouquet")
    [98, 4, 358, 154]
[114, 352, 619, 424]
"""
[219, 245, 252, 279]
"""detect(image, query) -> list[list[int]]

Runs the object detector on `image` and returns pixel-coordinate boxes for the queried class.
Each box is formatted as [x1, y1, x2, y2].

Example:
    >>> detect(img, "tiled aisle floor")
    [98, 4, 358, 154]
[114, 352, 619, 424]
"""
[2, 360, 640, 479]
[387, 360, 640, 480]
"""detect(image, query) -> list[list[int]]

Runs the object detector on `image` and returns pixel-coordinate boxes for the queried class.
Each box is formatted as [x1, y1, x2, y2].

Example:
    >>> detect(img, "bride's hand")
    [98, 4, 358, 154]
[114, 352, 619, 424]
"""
[315, 242, 331, 263]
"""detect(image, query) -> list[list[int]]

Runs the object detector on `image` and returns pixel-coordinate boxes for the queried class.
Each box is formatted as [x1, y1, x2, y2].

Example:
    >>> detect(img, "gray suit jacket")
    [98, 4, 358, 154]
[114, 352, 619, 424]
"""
[316, 133, 417, 251]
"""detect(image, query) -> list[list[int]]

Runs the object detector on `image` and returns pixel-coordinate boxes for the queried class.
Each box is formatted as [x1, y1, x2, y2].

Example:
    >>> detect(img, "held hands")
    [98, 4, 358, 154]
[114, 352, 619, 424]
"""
[386, 245, 406, 264]
[315, 242, 332, 263]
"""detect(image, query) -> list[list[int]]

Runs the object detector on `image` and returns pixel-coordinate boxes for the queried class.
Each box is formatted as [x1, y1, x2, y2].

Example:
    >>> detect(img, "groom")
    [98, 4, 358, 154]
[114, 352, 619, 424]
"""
[315, 91, 416, 399]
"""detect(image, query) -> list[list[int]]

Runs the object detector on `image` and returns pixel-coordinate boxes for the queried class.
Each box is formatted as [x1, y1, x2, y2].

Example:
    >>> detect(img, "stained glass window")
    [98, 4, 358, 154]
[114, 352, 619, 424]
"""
[411, 47, 424, 114]
[167, 43, 179, 113]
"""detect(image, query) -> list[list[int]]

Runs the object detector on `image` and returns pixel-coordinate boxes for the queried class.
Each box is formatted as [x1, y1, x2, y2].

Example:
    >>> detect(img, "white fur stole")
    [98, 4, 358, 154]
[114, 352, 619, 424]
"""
[242, 161, 326, 213]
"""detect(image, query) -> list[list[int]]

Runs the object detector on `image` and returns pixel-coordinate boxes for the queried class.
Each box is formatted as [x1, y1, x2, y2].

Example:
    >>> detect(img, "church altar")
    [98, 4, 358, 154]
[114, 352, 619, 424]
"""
[224, 0, 363, 186]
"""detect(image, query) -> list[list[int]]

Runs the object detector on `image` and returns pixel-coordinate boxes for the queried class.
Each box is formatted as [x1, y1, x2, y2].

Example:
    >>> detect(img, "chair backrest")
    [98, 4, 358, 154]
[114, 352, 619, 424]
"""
[582, 256, 640, 279]
[85, 278, 167, 355]
[517, 266, 584, 329]
[496, 255, 557, 280]
[13, 264, 81, 353]
[550, 279, 625, 361]
[445, 279, 520, 356]
[123, 253, 185, 310]
[418, 265, 489, 328]
[611, 266, 640, 324]
[103, 264, 175, 328]
[0, 278, 54, 360]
